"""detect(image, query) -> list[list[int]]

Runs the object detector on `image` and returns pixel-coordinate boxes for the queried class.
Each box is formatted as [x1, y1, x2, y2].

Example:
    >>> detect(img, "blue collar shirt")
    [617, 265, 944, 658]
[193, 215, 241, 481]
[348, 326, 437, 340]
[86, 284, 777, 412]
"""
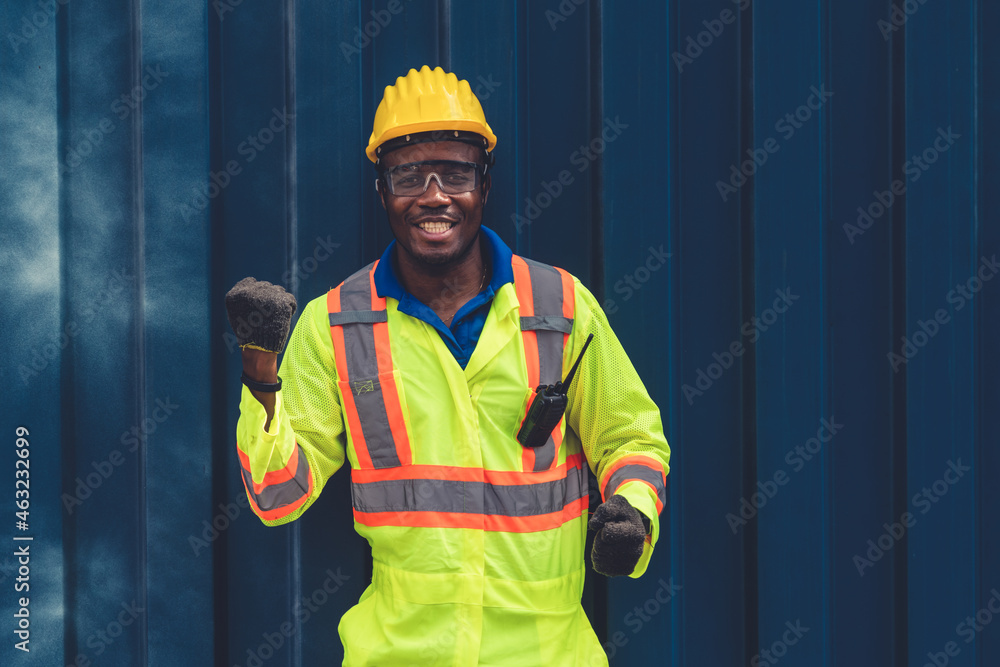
[372, 226, 515, 369]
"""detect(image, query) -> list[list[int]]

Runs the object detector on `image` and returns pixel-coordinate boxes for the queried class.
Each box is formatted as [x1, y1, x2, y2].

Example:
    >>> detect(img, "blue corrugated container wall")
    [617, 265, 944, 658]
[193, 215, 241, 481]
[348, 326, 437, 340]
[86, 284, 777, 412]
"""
[1, 0, 997, 665]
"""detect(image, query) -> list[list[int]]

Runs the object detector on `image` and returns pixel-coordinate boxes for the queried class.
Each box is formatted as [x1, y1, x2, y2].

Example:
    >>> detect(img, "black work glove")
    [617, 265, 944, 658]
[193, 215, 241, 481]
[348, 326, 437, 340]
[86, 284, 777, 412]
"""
[589, 494, 648, 577]
[225, 277, 298, 354]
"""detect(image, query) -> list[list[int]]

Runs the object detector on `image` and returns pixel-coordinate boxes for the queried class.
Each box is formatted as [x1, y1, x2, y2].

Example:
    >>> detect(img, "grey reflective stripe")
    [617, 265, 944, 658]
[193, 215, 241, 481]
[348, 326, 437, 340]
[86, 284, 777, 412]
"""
[353, 478, 484, 515]
[522, 258, 566, 386]
[352, 464, 588, 517]
[335, 263, 401, 468]
[241, 444, 311, 512]
[329, 310, 388, 326]
[485, 469, 586, 516]
[520, 315, 573, 334]
[520, 258, 571, 471]
[531, 430, 557, 470]
[603, 464, 666, 507]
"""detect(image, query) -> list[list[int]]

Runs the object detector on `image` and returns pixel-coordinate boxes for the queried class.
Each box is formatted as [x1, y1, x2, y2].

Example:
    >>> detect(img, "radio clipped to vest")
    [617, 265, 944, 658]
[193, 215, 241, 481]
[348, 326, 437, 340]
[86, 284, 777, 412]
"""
[517, 333, 594, 448]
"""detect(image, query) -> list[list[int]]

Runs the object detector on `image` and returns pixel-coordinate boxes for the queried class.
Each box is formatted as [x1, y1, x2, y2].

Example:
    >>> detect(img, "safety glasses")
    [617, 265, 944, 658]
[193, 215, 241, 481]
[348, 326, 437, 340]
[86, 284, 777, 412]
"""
[380, 160, 487, 197]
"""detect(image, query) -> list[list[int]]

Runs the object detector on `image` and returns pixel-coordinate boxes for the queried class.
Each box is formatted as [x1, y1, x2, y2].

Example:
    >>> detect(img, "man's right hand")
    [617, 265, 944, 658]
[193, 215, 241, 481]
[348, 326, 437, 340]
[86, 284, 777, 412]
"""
[225, 277, 298, 354]
[226, 278, 297, 426]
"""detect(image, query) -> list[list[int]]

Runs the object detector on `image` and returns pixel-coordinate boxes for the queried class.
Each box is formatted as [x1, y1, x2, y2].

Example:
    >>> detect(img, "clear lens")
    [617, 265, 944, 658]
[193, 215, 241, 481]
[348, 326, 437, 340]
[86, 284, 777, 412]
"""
[385, 160, 482, 196]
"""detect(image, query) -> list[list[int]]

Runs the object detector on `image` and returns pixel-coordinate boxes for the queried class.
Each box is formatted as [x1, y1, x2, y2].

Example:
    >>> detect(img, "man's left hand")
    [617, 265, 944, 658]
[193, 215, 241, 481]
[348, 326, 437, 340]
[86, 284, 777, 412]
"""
[589, 495, 647, 577]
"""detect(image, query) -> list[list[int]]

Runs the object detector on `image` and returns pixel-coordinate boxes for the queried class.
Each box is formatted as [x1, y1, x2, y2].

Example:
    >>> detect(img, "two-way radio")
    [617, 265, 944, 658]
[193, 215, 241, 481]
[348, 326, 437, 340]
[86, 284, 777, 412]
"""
[516, 333, 594, 448]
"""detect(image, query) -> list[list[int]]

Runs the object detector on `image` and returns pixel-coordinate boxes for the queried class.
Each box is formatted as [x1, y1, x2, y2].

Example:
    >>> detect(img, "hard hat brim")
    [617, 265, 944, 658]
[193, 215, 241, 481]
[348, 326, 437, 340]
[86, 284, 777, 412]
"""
[367, 120, 497, 163]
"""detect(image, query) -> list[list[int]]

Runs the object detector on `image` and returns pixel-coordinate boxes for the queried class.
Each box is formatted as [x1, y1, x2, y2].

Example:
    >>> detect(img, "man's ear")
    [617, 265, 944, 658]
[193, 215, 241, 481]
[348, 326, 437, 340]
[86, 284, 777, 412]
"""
[481, 172, 491, 207]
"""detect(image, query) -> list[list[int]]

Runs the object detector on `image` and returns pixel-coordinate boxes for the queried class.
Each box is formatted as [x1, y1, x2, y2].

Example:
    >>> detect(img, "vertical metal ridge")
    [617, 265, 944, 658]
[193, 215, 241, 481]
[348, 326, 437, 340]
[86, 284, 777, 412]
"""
[738, 0, 759, 663]
[972, 0, 983, 635]
[283, 0, 302, 663]
[360, 0, 376, 267]
[286, 0, 299, 297]
[667, 1, 681, 660]
[589, 0, 604, 305]
[514, 0, 529, 256]
[207, 0, 229, 661]
[819, 0, 834, 663]
[56, 1, 78, 661]
[586, 0, 607, 648]
[130, 0, 150, 657]
[439, 0, 452, 71]
[888, 8, 909, 666]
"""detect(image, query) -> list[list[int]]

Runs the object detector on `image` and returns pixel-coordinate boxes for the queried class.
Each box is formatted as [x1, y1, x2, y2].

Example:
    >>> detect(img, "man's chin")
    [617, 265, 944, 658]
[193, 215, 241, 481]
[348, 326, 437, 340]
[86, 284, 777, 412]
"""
[411, 247, 463, 267]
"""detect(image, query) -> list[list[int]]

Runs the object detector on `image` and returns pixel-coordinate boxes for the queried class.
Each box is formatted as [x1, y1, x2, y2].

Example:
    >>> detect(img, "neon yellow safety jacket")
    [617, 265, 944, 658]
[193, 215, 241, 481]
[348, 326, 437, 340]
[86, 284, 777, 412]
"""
[236, 253, 670, 666]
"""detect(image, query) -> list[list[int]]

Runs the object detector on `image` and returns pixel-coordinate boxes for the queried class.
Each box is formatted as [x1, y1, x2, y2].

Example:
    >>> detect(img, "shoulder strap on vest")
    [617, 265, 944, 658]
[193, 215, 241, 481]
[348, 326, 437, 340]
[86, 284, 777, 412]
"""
[511, 255, 576, 471]
[327, 260, 411, 469]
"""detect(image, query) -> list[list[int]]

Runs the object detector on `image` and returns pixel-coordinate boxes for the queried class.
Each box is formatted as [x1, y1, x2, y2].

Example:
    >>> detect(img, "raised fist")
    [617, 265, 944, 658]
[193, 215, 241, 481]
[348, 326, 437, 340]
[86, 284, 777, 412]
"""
[225, 277, 298, 354]
[589, 494, 647, 577]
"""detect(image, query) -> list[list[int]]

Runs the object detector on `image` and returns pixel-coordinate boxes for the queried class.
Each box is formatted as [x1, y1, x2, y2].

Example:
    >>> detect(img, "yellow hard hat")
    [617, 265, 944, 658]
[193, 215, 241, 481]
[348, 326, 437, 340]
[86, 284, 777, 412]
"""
[366, 65, 497, 163]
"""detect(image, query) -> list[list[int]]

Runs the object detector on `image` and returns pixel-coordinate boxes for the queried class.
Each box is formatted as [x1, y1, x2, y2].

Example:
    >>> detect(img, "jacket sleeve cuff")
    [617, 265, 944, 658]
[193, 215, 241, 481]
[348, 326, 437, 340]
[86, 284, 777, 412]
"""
[238, 385, 282, 439]
[615, 480, 661, 579]
[237, 387, 296, 479]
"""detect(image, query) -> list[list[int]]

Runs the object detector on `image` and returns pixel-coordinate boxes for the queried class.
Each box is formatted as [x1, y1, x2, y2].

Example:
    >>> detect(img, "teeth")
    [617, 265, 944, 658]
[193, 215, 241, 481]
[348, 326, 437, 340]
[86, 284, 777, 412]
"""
[418, 222, 453, 233]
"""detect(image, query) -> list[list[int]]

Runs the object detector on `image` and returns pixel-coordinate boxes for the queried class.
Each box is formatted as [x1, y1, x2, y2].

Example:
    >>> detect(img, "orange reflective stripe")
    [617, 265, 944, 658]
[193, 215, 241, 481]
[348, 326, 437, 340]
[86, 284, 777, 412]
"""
[600, 455, 667, 512]
[511, 255, 535, 317]
[328, 262, 412, 469]
[237, 444, 299, 492]
[369, 264, 412, 467]
[488, 453, 583, 485]
[558, 267, 575, 320]
[327, 286, 350, 381]
[353, 498, 588, 533]
[485, 497, 588, 532]
[552, 268, 574, 468]
[238, 442, 314, 521]
[514, 256, 575, 473]
[513, 257, 540, 385]
[328, 284, 376, 469]
[601, 455, 664, 486]
[350, 455, 587, 532]
[351, 454, 584, 486]
[513, 256, 541, 471]
[243, 473, 313, 522]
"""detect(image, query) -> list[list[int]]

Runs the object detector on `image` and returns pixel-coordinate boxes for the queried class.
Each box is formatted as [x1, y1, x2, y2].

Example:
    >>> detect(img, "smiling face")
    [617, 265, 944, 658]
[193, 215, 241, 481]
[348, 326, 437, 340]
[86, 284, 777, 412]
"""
[377, 140, 490, 269]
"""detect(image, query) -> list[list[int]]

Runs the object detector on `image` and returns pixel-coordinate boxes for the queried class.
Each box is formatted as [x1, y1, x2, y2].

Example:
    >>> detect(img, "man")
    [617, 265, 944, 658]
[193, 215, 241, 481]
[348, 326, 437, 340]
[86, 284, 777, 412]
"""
[226, 66, 670, 666]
